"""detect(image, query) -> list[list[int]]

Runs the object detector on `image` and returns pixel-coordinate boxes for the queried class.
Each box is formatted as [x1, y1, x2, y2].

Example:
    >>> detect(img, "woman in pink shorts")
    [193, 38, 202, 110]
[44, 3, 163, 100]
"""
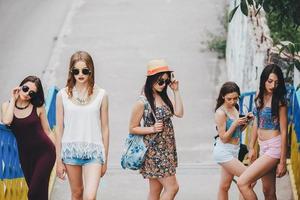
[237, 64, 288, 199]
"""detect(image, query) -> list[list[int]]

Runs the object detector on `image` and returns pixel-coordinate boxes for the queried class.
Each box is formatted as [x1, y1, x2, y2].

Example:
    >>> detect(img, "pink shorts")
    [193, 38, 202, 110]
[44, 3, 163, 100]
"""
[258, 135, 281, 159]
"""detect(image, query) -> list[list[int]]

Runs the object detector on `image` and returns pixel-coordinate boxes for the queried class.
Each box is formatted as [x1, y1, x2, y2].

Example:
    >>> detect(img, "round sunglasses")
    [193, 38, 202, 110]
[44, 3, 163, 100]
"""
[21, 85, 36, 98]
[157, 78, 171, 86]
[71, 68, 91, 76]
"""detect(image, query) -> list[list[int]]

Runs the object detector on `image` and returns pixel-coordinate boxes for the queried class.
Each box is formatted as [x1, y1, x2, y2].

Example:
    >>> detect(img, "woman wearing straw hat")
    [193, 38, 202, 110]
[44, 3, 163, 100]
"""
[129, 59, 184, 200]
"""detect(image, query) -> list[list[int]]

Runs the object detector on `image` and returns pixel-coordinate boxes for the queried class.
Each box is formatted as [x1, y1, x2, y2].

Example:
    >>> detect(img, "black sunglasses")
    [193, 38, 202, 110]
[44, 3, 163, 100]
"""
[71, 68, 91, 76]
[21, 85, 36, 98]
[157, 78, 171, 86]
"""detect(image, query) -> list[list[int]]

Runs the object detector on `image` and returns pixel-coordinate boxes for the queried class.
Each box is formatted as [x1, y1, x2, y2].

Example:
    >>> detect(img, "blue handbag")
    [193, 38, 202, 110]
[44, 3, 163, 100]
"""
[120, 96, 158, 170]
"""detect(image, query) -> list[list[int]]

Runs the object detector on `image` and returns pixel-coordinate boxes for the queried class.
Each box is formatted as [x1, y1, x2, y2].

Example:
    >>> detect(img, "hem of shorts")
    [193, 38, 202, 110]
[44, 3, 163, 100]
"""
[63, 159, 104, 166]
[216, 157, 235, 164]
[260, 153, 281, 160]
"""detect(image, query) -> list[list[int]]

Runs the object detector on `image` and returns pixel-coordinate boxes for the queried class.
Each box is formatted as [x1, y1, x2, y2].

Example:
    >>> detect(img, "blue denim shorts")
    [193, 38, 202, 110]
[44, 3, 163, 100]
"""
[63, 157, 104, 166]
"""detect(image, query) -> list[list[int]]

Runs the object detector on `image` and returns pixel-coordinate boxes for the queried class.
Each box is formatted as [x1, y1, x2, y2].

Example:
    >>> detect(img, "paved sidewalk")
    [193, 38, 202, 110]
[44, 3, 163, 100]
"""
[47, 0, 294, 199]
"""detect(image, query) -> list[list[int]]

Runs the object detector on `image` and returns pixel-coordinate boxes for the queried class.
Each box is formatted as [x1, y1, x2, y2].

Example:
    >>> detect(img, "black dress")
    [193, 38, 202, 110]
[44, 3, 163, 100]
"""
[11, 106, 56, 200]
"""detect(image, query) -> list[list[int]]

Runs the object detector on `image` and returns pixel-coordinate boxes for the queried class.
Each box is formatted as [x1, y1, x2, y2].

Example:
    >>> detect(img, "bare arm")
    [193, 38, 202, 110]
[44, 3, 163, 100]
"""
[55, 92, 66, 180]
[100, 94, 110, 164]
[215, 110, 244, 143]
[279, 106, 288, 164]
[38, 106, 55, 144]
[129, 100, 163, 135]
[169, 80, 183, 118]
[55, 93, 64, 162]
[1, 87, 19, 125]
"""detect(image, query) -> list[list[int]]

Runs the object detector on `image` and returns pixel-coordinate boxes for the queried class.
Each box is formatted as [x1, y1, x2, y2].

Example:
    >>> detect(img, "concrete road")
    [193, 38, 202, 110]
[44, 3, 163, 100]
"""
[0, 0, 73, 104]
[0, 0, 293, 199]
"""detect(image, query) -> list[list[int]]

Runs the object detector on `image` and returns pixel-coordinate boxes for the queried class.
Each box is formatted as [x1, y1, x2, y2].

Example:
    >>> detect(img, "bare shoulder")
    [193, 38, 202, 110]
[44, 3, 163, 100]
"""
[215, 108, 226, 118]
[36, 105, 46, 116]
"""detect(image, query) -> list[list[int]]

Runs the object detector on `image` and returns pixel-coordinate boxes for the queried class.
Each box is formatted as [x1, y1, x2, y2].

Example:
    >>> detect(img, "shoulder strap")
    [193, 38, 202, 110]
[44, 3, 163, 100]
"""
[138, 95, 157, 122]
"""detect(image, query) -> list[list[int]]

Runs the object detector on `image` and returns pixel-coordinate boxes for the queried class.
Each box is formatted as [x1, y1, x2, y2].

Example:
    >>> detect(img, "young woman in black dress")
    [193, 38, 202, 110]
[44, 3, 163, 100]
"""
[1, 75, 56, 200]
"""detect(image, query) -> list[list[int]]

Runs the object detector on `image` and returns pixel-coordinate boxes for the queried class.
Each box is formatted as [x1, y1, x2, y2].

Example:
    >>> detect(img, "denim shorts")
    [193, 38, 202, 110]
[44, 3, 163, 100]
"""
[213, 139, 240, 164]
[63, 157, 104, 166]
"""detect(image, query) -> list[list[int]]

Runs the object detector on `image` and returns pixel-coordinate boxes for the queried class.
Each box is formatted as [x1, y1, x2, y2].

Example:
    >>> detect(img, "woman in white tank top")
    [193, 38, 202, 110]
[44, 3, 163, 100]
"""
[55, 51, 110, 200]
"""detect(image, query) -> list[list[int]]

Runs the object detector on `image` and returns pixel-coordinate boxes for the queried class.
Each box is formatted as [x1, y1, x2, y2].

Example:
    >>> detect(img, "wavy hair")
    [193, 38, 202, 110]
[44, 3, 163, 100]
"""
[255, 63, 286, 119]
[66, 51, 95, 97]
[215, 81, 240, 111]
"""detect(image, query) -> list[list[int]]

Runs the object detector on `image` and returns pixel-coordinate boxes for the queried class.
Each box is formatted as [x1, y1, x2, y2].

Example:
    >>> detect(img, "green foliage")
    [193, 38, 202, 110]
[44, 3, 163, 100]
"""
[228, 0, 300, 80]
[207, 35, 227, 59]
[206, 7, 228, 59]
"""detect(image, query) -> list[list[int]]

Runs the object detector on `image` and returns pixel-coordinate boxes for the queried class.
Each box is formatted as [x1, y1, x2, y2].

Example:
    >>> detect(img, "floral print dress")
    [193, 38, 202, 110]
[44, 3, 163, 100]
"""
[140, 96, 178, 179]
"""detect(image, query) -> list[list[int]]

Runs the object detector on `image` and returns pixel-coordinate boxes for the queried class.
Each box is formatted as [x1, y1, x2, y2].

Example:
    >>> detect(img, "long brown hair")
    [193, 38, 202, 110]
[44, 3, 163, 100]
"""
[66, 51, 95, 97]
[215, 81, 240, 111]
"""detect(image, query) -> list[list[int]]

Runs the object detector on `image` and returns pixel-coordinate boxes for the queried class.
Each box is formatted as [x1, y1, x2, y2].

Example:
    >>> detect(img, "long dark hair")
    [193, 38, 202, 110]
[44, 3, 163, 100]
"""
[19, 76, 45, 107]
[255, 63, 286, 119]
[66, 51, 95, 97]
[215, 81, 240, 111]
[144, 72, 174, 117]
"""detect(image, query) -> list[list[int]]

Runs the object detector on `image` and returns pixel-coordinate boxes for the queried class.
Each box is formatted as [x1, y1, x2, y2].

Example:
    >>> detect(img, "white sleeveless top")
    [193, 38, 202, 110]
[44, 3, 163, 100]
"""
[59, 86, 106, 161]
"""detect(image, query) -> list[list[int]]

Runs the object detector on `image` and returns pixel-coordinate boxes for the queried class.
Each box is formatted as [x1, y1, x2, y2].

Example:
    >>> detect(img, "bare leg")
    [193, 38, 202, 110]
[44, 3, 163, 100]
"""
[237, 155, 279, 200]
[261, 168, 277, 200]
[158, 175, 179, 200]
[148, 178, 163, 200]
[65, 165, 83, 200]
[83, 163, 102, 200]
[217, 166, 234, 200]
[219, 158, 247, 200]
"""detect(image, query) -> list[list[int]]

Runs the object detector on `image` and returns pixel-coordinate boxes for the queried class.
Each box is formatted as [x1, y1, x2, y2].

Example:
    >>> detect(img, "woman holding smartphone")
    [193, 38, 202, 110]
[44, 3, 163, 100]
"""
[1, 76, 56, 200]
[213, 81, 253, 199]
[129, 59, 184, 200]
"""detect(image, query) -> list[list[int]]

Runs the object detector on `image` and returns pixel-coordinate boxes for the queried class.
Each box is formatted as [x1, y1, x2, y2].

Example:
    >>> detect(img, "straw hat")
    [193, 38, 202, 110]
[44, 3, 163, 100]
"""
[146, 59, 172, 76]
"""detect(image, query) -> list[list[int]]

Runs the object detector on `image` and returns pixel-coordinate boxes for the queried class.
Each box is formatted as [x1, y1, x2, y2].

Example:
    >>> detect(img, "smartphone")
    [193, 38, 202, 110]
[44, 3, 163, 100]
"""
[239, 114, 246, 118]
[170, 72, 175, 83]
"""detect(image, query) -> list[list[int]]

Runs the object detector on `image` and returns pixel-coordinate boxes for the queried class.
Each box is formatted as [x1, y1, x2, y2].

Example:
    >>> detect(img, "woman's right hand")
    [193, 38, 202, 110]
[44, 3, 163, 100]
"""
[11, 87, 20, 101]
[56, 160, 66, 180]
[248, 148, 257, 163]
[153, 120, 163, 133]
[234, 117, 248, 127]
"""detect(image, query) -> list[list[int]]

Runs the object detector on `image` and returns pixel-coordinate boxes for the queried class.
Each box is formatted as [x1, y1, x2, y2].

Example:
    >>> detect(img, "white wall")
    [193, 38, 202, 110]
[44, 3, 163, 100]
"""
[226, 0, 272, 92]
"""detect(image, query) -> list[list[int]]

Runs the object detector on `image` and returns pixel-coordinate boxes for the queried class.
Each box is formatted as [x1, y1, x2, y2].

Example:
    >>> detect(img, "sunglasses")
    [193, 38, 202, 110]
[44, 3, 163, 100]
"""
[157, 78, 171, 86]
[71, 68, 91, 76]
[21, 85, 36, 98]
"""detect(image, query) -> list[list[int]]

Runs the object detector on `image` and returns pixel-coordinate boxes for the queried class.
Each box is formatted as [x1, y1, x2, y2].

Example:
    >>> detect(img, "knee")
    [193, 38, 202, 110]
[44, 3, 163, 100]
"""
[84, 191, 97, 200]
[263, 186, 276, 198]
[219, 182, 231, 192]
[71, 187, 83, 199]
[166, 182, 179, 195]
[84, 194, 97, 200]
[237, 178, 249, 191]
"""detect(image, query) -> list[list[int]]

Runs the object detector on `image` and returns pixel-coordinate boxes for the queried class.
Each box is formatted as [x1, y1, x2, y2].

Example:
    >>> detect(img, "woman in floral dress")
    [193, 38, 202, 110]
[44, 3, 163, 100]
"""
[129, 59, 184, 200]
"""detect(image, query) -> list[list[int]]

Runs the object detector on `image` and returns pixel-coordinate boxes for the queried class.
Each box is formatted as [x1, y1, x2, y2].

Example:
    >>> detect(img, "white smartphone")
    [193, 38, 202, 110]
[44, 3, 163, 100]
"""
[170, 72, 175, 83]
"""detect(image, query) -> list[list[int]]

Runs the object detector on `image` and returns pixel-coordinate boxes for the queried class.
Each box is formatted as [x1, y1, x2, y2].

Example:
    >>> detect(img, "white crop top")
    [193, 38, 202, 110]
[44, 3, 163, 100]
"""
[59, 86, 106, 161]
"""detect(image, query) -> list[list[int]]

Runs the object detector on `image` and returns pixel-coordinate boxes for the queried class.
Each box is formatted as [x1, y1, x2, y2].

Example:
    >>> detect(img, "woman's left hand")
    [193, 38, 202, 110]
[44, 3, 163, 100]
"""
[101, 162, 108, 177]
[276, 162, 287, 178]
[169, 80, 179, 91]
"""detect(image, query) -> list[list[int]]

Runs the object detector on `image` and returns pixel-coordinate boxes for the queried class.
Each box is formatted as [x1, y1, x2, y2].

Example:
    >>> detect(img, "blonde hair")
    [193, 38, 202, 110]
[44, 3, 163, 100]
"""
[66, 51, 95, 97]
